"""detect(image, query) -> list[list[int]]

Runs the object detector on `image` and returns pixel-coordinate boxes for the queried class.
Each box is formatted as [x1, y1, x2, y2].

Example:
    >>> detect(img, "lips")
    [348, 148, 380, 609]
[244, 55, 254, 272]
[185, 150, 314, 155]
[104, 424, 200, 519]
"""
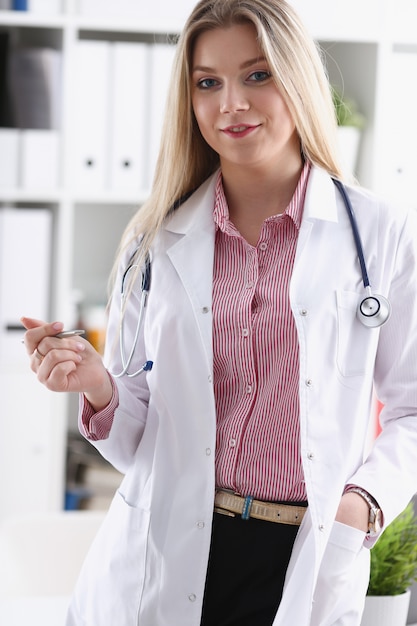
[222, 124, 259, 138]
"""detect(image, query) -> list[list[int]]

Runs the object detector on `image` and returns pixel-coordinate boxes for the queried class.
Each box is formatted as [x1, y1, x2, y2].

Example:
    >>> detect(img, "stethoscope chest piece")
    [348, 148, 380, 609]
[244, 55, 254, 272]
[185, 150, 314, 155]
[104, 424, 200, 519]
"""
[357, 293, 391, 328]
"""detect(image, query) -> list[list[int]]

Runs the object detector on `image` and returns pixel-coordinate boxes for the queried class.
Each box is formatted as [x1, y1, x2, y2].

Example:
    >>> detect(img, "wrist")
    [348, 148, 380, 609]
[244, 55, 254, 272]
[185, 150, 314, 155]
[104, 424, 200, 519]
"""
[85, 370, 114, 412]
[347, 487, 383, 536]
[336, 492, 370, 533]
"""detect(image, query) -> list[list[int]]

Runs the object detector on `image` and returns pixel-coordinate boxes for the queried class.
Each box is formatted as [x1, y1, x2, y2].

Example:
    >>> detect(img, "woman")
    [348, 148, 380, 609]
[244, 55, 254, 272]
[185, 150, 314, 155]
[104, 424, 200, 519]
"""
[22, 1, 417, 624]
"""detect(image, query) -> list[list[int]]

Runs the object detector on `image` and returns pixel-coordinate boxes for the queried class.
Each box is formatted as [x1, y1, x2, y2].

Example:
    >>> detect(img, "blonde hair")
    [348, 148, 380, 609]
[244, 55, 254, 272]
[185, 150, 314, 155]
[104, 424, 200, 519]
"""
[110, 0, 343, 291]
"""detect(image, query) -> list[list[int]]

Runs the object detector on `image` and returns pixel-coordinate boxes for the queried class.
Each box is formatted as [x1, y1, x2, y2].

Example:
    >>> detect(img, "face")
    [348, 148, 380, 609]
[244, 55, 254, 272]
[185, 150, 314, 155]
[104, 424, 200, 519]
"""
[191, 22, 300, 173]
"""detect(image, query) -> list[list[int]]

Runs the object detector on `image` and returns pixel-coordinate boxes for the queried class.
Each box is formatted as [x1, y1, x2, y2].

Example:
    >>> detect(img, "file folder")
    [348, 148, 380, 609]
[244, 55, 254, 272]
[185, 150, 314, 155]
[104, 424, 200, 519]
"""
[109, 42, 149, 194]
[20, 129, 60, 188]
[0, 129, 19, 187]
[73, 40, 111, 191]
[8, 46, 62, 130]
[0, 207, 52, 365]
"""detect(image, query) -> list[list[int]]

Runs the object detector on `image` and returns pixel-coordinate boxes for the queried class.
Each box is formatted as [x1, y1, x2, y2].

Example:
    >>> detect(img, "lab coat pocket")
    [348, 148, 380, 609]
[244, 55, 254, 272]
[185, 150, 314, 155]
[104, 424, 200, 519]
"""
[311, 521, 370, 626]
[336, 290, 370, 377]
[66, 490, 150, 626]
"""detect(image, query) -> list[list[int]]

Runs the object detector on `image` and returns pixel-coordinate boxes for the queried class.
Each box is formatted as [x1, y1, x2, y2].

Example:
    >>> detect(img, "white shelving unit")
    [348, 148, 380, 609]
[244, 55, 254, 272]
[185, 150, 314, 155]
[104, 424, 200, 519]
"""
[0, 0, 416, 521]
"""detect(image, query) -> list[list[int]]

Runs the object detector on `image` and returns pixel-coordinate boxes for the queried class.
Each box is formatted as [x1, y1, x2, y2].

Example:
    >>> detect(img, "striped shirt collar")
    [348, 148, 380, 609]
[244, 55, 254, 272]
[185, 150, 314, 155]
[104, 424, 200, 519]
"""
[213, 160, 311, 234]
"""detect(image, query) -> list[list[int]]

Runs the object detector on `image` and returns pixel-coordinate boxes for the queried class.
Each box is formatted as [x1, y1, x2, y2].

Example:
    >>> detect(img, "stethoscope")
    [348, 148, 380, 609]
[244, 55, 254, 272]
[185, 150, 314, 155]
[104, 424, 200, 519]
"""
[112, 178, 391, 377]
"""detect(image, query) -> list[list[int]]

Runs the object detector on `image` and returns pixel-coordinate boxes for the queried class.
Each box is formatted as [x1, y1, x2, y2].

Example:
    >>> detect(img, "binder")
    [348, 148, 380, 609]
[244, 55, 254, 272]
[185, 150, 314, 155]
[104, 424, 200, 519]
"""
[20, 129, 60, 189]
[27, 0, 61, 12]
[0, 207, 52, 364]
[73, 40, 111, 191]
[147, 41, 177, 189]
[7, 46, 62, 130]
[384, 50, 417, 205]
[78, 0, 141, 17]
[109, 42, 149, 194]
[0, 129, 19, 187]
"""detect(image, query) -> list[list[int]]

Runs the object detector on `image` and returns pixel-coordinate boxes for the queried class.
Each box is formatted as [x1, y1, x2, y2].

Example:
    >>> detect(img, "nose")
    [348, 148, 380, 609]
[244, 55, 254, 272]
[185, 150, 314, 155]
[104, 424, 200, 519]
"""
[219, 82, 250, 114]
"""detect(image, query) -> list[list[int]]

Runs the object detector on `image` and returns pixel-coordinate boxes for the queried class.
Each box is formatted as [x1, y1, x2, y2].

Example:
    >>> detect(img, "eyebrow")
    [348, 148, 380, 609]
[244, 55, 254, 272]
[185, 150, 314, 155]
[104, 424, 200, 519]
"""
[192, 56, 267, 74]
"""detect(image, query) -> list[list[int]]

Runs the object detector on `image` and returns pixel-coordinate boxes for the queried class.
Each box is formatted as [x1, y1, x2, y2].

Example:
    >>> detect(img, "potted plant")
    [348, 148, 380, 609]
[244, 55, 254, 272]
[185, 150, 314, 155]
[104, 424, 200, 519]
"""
[361, 502, 417, 626]
[332, 86, 365, 176]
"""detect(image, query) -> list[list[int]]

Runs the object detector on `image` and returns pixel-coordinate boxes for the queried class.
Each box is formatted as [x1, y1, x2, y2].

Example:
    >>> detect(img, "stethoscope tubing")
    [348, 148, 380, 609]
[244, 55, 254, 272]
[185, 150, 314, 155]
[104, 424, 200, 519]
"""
[111, 178, 390, 377]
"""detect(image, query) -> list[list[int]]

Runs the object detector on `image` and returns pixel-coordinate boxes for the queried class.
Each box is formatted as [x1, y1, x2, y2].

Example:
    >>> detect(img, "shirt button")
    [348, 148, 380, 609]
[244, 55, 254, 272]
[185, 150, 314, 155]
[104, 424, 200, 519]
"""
[246, 384, 253, 393]
[259, 242, 267, 251]
[242, 328, 249, 337]
[229, 439, 236, 448]
[188, 594, 197, 602]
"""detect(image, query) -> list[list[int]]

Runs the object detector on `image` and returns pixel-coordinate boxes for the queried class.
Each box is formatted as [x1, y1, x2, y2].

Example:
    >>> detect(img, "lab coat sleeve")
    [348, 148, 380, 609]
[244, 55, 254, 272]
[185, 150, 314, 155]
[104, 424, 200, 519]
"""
[348, 207, 417, 534]
[78, 239, 151, 474]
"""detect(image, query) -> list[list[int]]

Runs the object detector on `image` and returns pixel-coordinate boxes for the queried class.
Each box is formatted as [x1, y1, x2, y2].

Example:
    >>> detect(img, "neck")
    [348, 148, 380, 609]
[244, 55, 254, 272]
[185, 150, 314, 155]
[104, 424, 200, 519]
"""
[221, 154, 304, 245]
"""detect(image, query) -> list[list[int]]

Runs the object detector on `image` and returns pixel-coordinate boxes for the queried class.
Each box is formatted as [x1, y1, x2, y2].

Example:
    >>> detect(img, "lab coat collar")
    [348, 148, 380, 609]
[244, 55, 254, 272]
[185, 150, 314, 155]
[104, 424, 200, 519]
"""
[164, 172, 218, 236]
[302, 165, 339, 223]
[165, 165, 339, 236]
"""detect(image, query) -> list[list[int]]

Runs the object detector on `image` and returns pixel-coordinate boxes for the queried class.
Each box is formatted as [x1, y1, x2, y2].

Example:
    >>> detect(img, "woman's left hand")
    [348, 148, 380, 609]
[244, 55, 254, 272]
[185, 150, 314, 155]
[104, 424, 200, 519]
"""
[335, 491, 369, 532]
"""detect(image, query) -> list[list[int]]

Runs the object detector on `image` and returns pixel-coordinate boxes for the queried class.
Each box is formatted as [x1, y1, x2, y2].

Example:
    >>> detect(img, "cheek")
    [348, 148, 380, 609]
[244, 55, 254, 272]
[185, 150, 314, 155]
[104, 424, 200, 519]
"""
[192, 100, 214, 142]
[192, 98, 208, 129]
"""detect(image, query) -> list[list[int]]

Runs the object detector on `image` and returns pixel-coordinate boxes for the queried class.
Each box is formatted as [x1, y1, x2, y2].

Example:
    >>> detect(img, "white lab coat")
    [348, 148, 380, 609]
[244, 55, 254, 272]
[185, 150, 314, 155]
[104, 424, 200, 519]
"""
[67, 167, 417, 626]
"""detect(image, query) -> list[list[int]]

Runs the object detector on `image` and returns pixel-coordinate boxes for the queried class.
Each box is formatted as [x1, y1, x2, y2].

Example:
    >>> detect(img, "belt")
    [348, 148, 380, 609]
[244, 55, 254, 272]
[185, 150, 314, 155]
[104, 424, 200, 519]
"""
[214, 490, 306, 526]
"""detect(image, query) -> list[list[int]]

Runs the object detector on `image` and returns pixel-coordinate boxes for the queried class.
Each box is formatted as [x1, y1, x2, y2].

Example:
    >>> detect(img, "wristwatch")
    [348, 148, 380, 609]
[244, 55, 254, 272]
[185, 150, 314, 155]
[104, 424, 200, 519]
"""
[349, 487, 382, 536]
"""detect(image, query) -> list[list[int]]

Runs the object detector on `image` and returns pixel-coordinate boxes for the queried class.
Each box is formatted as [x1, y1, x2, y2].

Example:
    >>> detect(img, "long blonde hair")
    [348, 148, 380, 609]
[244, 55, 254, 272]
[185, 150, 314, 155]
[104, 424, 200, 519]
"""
[110, 0, 343, 291]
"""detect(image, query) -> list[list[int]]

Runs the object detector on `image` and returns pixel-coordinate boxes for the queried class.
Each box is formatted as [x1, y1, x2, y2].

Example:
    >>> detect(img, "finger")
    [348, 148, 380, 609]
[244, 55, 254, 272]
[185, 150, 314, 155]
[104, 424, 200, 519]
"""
[43, 359, 79, 392]
[35, 348, 82, 383]
[20, 316, 48, 331]
[22, 319, 65, 354]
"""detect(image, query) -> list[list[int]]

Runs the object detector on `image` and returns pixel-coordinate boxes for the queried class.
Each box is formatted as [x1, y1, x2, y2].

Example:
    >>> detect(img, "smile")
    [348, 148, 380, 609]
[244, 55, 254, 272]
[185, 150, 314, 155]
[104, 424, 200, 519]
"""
[222, 124, 259, 138]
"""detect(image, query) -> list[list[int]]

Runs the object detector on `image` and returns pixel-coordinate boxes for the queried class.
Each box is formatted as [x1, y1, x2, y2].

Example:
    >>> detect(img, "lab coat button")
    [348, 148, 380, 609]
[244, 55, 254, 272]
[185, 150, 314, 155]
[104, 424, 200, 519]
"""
[300, 308, 308, 316]
[189, 594, 197, 602]
[208, 375, 213, 383]
[319, 524, 325, 532]
[205, 448, 212, 456]
[305, 379, 313, 387]
[307, 452, 314, 460]
[197, 521, 205, 529]
[202, 306, 210, 314]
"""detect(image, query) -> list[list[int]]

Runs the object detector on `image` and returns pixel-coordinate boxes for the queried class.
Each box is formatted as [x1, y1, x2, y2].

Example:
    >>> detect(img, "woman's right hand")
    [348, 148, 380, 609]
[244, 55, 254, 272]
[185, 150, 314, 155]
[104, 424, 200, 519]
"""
[21, 316, 113, 411]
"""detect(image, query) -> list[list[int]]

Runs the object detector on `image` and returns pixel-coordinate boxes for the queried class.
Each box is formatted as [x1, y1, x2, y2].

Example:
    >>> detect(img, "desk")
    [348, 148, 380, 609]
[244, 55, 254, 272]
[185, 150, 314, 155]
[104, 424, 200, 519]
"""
[0, 596, 70, 625]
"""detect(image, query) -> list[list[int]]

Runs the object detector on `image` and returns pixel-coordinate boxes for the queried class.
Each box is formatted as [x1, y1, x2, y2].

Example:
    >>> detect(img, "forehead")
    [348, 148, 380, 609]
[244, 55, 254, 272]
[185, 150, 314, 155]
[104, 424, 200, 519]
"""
[192, 22, 263, 68]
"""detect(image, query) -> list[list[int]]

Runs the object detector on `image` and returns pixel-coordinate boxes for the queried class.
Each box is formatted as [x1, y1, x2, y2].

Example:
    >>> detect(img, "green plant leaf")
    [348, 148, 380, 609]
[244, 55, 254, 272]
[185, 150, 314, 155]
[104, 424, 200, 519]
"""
[368, 503, 417, 596]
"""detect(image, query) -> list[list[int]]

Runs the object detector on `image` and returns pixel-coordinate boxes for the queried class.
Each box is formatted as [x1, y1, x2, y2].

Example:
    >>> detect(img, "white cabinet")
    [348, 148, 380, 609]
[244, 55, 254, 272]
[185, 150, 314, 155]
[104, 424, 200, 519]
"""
[0, 0, 415, 518]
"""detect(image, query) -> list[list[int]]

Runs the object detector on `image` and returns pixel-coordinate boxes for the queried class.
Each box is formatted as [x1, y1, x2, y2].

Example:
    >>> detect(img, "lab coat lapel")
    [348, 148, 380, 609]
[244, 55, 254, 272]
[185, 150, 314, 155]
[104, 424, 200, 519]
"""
[293, 166, 340, 266]
[164, 174, 217, 368]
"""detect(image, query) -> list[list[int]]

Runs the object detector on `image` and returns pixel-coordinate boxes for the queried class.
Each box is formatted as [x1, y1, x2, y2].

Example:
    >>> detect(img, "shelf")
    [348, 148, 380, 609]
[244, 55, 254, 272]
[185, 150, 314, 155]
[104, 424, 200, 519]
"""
[0, 10, 184, 36]
[73, 190, 148, 206]
[0, 188, 63, 203]
[0, 10, 65, 29]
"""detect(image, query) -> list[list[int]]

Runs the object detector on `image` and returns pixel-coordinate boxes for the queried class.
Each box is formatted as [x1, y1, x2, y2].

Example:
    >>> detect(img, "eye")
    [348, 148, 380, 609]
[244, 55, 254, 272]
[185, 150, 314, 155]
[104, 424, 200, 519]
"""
[248, 70, 271, 83]
[196, 77, 219, 90]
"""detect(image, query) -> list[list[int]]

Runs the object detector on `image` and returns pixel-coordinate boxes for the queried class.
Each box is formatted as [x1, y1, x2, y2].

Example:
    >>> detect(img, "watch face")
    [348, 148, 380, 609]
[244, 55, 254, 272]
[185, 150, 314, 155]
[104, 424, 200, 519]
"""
[374, 509, 383, 533]
[370, 508, 383, 535]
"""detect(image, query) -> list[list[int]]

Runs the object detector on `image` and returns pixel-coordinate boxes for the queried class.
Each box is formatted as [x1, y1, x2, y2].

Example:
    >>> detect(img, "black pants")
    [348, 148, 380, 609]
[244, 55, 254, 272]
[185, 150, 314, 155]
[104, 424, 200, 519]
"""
[200, 511, 300, 626]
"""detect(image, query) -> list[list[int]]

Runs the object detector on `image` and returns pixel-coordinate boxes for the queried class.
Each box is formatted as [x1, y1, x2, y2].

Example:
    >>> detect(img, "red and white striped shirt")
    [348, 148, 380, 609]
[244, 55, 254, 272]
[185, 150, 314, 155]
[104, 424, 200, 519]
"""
[212, 162, 311, 502]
